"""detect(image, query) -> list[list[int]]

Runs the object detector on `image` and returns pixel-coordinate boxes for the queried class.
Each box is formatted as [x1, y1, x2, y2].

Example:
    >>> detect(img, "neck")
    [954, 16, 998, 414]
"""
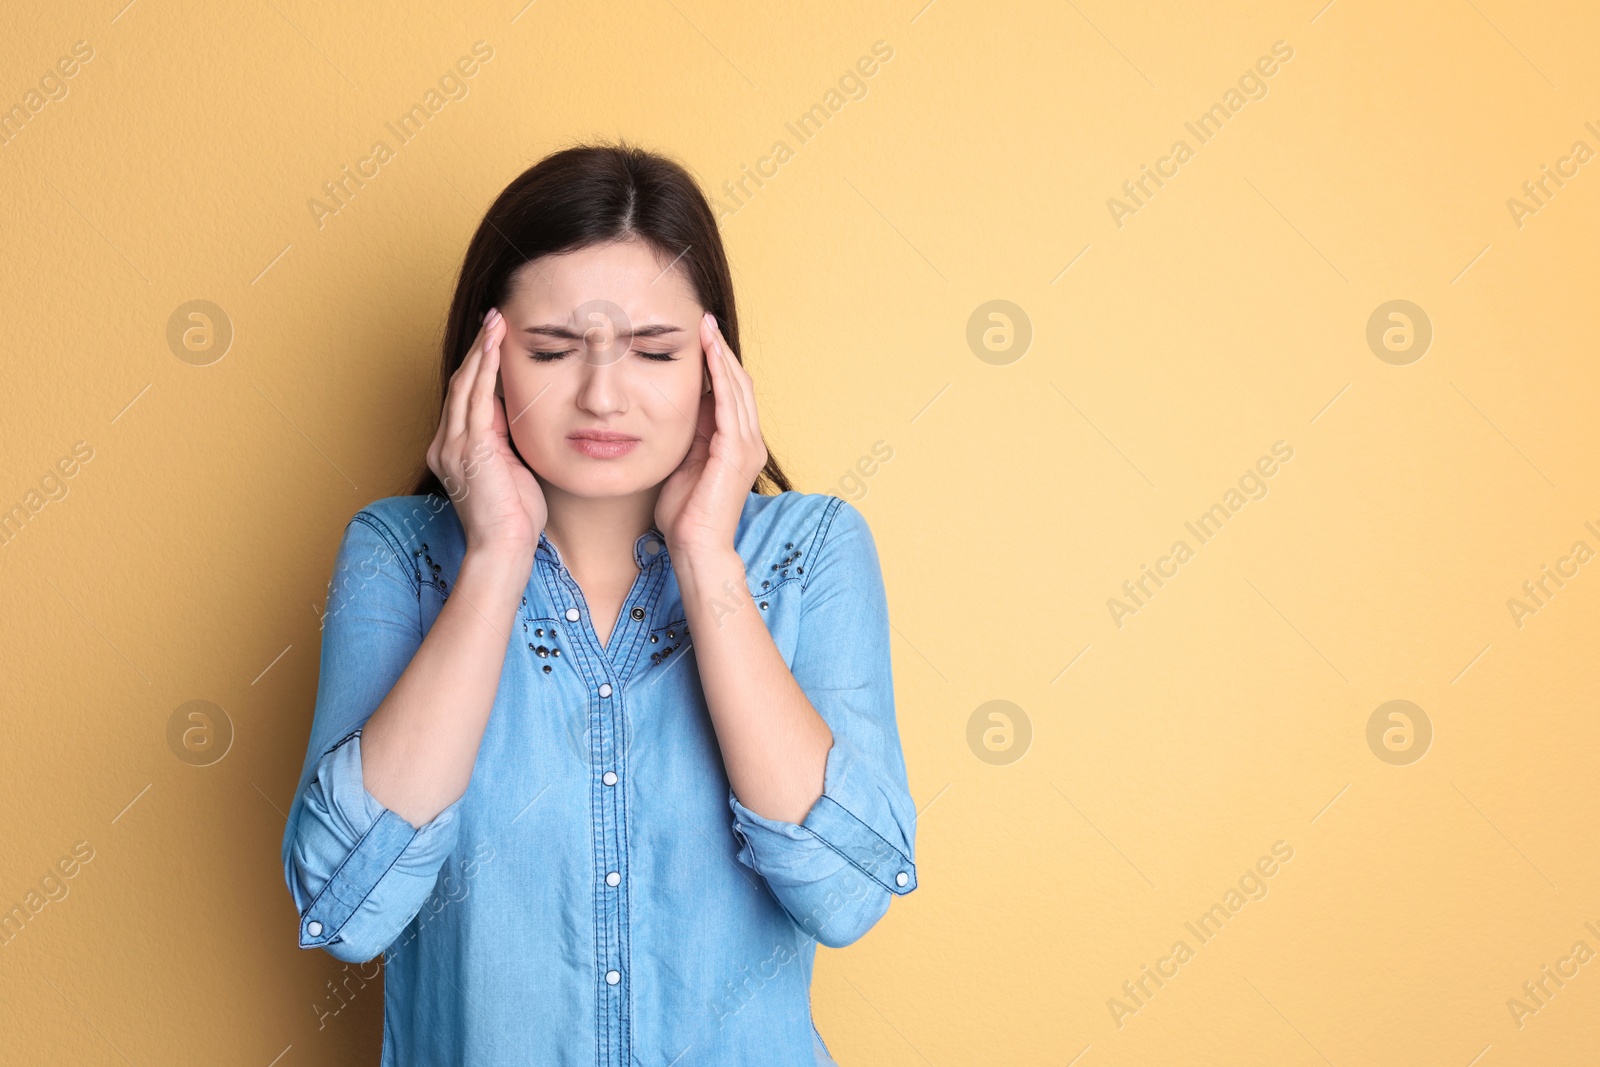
[537, 476, 661, 575]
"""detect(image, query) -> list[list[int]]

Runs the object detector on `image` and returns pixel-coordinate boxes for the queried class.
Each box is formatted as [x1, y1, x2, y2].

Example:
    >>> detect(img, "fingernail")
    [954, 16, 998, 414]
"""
[483, 309, 492, 324]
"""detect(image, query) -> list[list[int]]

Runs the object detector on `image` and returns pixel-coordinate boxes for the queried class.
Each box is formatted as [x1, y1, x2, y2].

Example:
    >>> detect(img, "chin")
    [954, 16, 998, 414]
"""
[535, 454, 672, 498]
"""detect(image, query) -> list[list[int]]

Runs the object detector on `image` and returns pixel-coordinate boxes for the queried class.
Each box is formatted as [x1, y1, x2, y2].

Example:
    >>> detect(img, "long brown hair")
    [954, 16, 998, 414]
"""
[407, 138, 793, 498]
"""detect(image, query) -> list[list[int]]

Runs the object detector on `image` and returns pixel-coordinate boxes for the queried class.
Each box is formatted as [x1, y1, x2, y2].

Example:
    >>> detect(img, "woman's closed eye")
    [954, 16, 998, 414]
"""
[528, 348, 679, 362]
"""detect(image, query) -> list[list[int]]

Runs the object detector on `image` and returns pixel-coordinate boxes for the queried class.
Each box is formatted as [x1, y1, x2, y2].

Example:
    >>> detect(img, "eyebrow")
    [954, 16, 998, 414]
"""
[521, 323, 685, 340]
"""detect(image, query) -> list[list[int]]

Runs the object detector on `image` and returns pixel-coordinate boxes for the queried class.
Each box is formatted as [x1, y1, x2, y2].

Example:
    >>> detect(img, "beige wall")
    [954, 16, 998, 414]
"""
[3, 1, 1597, 1062]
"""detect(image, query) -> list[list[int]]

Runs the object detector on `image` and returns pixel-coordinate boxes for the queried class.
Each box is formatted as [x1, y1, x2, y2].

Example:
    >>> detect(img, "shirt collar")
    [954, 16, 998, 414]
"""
[535, 527, 671, 571]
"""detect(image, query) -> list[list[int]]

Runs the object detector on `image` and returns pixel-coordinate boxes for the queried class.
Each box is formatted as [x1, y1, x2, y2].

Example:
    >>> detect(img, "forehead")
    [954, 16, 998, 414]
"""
[506, 238, 698, 319]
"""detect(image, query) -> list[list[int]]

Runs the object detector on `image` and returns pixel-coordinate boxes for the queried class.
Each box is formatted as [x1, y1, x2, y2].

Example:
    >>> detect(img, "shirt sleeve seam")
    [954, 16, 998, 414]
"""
[305, 808, 420, 941]
[798, 821, 909, 895]
[323, 726, 362, 760]
[799, 495, 849, 596]
[808, 793, 914, 887]
[350, 511, 422, 601]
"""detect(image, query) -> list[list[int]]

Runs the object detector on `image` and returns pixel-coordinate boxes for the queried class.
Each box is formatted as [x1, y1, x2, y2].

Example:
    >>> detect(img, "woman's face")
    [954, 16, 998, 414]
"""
[496, 238, 707, 500]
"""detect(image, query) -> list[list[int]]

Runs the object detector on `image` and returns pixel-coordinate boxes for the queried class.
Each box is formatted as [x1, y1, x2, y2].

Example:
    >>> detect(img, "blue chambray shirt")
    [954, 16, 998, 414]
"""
[280, 489, 918, 1066]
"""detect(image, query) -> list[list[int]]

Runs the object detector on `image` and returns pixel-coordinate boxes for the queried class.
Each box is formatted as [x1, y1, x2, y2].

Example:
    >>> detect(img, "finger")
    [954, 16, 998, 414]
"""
[431, 317, 490, 476]
[711, 323, 753, 445]
[466, 313, 502, 442]
[703, 316, 738, 448]
[676, 395, 714, 472]
[445, 310, 497, 450]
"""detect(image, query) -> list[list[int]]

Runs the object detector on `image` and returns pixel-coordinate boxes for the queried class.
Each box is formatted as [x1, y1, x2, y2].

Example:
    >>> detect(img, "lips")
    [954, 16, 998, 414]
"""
[568, 429, 639, 459]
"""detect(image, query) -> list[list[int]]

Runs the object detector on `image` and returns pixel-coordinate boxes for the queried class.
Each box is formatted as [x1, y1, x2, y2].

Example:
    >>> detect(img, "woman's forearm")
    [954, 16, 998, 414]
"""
[673, 545, 833, 823]
[356, 544, 533, 828]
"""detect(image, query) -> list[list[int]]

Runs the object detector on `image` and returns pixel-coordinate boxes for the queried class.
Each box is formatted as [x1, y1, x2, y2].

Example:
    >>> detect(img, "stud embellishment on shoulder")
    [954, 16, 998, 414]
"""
[543, 665, 552, 674]
[759, 601, 768, 610]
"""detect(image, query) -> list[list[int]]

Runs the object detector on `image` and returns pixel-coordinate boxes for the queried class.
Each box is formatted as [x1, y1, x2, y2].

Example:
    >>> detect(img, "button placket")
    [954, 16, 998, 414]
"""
[535, 559, 634, 1061]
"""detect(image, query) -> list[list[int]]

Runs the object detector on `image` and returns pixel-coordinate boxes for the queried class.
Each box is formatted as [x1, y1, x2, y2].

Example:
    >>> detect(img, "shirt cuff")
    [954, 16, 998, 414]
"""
[725, 739, 917, 897]
[291, 732, 465, 956]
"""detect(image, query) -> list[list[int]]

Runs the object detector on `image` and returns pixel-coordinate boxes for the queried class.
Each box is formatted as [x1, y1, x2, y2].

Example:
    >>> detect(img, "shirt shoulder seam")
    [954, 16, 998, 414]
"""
[349, 510, 422, 601]
[799, 495, 850, 595]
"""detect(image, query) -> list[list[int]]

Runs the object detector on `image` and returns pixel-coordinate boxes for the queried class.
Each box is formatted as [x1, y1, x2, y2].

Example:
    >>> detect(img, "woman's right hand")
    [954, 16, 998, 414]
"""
[426, 307, 547, 560]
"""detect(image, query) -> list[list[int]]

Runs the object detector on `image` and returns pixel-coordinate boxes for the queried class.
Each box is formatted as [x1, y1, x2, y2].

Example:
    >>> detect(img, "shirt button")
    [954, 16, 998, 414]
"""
[307, 920, 323, 936]
[644, 540, 661, 555]
[605, 969, 621, 985]
[606, 871, 620, 886]
[565, 607, 580, 622]
[602, 771, 618, 786]
[630, 606, 645, 621]
[896, 872, 909, 887]
[598, 683, 613, 698]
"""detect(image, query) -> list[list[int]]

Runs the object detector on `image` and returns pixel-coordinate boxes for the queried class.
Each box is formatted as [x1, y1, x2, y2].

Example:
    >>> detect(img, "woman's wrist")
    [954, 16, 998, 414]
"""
[668, 540, 742, 590]
[461, 539, 536, 589]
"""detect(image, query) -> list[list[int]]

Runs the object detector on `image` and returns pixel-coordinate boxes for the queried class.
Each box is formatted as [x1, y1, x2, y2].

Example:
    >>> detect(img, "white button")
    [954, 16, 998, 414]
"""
[598, 683, 612, 698]
[644, 539, 661, 555]
[605, 969, 621, 985]
[895, 872, 909, 887]
[606, 871, 620, 886]
[307, 920, 323, 936]
[565, 607, 580, 622]
[602, 771, 618, 786]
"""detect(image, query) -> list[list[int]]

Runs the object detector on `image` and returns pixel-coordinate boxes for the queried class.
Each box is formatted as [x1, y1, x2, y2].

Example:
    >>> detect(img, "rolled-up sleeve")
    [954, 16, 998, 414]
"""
[281, 508, 464, 964]
[727, 498, 918, 948]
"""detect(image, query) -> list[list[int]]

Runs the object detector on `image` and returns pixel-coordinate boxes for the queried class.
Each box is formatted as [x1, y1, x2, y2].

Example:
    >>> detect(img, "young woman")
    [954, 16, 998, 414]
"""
[280, 142, 919, 1066]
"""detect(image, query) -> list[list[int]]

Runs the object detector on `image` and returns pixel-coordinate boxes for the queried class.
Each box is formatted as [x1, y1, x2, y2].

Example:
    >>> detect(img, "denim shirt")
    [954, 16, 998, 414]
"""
[280, 489, 919, 1066]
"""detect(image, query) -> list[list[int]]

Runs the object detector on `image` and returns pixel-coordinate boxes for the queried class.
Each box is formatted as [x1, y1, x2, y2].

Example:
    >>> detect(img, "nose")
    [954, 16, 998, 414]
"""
[574, 353, 628, 416]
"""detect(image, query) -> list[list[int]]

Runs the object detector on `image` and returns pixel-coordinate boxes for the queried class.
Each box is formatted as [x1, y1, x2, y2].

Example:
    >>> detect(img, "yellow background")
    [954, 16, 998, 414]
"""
[3, 0, 1598, 1062]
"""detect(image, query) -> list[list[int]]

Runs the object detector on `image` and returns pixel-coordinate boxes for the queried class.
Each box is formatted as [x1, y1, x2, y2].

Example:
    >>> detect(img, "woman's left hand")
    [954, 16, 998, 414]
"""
[655, 312, 768, 555]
